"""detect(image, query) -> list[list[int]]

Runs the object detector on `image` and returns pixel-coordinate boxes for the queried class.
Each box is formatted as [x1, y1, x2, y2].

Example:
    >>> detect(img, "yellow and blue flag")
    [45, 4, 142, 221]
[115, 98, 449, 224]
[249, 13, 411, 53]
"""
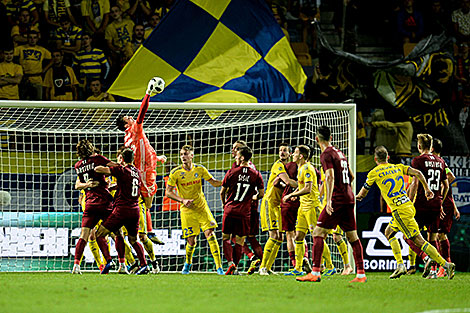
[108, 0, 307, 103]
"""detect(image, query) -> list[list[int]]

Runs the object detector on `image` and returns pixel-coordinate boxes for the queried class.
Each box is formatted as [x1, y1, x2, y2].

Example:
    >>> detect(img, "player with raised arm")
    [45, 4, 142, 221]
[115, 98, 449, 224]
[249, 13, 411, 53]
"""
[72, 139, 116, 274]
[230, 141, 264, 275]
[221, 146, 265, 275]
[297, 126, 365, 283]
[95, 148, 150, 275]
[432, 139, 460, 277]
[115, 77, 166, 245]
[165, 145, 224, 275]
[356, 146, 456, 279]
[259, 143, 296, 275]
[408, 134, 449, 278]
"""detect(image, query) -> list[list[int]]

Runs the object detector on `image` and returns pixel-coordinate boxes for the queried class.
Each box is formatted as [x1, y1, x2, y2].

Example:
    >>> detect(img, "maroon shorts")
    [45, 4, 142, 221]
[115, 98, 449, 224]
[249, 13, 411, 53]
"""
[281, 205, 299, 232]
[316, 202, 356, 232]
[438, 202, 455, 234]
[414, 210, 440, 233]
[102, 207, 140, 237]
[82, 203, 113, 229]
[249, 208, 259, 236]
[223, 213, 249, 237]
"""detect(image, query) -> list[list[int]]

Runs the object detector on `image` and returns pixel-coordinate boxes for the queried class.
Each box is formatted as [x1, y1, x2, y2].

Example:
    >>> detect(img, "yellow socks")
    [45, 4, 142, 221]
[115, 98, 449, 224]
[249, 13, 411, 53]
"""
[124, 240, 135, 265]
[266, 239, 282, 270]
[389, 237, 403, 265]
[260, 238, 276, 268]
[421, 242, 446, 267]
[185, 242, 197, 265]
[142, 236, 156, 261]
[294, 240, 304, 271]
[207, 234, 222, 269]
[336, 238, 349, 266]
[322, 241, 334, 269]
[88, 239, 103, 267]
[408, 249, 416, 267]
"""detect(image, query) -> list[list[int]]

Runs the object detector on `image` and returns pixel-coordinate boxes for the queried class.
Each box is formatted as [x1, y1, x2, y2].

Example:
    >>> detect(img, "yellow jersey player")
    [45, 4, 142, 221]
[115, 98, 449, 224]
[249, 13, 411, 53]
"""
[165, 145, 224, 275]
[356, 146, 455, 279]
[259, 143, 296, 275]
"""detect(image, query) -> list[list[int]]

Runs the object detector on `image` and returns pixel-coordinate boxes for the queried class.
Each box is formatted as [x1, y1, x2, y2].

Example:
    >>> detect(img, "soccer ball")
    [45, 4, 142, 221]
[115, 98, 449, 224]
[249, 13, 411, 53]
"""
[0, 190, 11, 207]
[148, 77, 165, 94]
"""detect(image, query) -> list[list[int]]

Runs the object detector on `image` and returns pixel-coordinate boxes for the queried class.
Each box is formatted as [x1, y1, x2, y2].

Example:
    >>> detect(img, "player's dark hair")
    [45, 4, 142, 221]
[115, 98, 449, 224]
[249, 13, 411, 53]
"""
[433, 138, 443, 154]
[374, 146, 388, 162]
[417, 133, 433, 150]
[76, 139, 95, 159]
[121, 148, 134, 163]
[238, 146, 252, 161]
[181, 144, 194, 152]
[116, 145, 126, 157]
[317, 126, 331, 141]
[279, 142, 292, 152]
[116, 115, 127, 131]
[27, 30, 39, 36]
[297, 145, 310, 160]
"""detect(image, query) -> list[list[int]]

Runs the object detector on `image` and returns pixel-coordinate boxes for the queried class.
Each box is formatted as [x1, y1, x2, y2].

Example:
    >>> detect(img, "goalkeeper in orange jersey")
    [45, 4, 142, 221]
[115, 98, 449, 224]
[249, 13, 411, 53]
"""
[116, 78, 166, 245]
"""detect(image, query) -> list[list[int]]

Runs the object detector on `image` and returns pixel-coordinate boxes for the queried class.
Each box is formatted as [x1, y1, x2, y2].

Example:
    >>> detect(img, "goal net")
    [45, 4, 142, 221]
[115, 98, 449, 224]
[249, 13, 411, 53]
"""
[0, 101, 356, 273]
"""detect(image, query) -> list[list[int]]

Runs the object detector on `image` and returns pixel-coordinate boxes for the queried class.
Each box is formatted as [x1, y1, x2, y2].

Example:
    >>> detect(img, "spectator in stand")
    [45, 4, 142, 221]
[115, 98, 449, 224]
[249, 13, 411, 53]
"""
[454, 44, 470, 100]
[424, 0, 451, 36]
[56, 16, 82, 65]
[397, 0, 424, 44]
[86, 79, 114, 101]
[131, 24, 145, 53]
[0, 47, 23, 100]
[11, 9, 40, 47]
[127, 0, 151, 26]
[460, 90, 470, 149]
[43, 0, 77, 40]
[274, 11, 290, 42]
[6, 0, 39, 27]
[14, 30, 52, 100]
[144, 12, 159, 39]
[105, 5, 134, 71]
[453, 0, 470, 46]
[73, 32, 109, 98]
[80, 0, 110, 50]
[43, 49, 78, 100]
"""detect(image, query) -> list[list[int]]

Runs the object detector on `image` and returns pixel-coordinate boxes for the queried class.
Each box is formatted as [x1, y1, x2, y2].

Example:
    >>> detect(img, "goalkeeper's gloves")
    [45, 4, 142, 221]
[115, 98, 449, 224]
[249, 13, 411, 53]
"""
[156, 155, 167, 163]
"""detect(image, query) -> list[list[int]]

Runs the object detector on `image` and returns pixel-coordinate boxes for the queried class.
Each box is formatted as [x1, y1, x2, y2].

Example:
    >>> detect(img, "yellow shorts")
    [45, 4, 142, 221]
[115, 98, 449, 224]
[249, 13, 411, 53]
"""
[295, 206, 318, 233]
[181, 206, 217, 239]
[389, 203, 420, 239]
[138, 200, 147, 234]
[260, 197, 282, 232]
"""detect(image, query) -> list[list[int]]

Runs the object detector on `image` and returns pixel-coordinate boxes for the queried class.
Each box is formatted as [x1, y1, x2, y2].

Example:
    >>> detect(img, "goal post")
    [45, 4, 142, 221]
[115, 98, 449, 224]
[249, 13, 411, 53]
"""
[0, 101, 356, 272]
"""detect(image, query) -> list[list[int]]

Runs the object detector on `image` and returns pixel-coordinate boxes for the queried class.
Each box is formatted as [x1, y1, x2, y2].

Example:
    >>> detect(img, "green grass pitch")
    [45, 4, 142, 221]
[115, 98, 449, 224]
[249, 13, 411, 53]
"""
[1, 272, 469, 313]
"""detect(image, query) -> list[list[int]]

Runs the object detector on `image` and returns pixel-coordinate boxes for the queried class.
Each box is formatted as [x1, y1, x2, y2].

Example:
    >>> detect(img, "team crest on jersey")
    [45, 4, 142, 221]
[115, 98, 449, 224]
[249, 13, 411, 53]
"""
[194, 173, 199, 178]
[306, 173, 311, 178]
[180, 172, 185, 179]
[279, 167, 283, 171]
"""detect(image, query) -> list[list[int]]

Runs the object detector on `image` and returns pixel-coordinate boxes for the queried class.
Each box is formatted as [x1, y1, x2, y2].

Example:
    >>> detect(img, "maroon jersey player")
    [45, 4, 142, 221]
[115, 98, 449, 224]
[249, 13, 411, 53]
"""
[95, 148, 150, 275]
[297, 125, 366, 283]
[221, 146, 264, 275]
[408, 134, 449, 258]
[72, 139, 116, 275]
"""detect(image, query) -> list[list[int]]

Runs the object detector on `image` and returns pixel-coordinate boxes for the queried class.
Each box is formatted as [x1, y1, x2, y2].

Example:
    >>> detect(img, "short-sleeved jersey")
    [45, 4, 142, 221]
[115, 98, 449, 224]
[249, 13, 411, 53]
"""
[43, 65, 79, 101]
[80, 0, 110, 28]
[0, 62, 23, 100]
[74, 154, 112, 206]
[167, 164, 214, 212]
[105, 18, 134, 48]
[109, 164, 141, 212]
[364, 163, 411, 211]
[411, 154, 446, 211]
[264, 160, 287, 206]
[320, 146, 354, 205]
[14, 45, 51, 84]
[55, 25, 83, 47]
[281, 161, 300, 210]
[222, 166, 264, 217]
[297, 162, 321, 209]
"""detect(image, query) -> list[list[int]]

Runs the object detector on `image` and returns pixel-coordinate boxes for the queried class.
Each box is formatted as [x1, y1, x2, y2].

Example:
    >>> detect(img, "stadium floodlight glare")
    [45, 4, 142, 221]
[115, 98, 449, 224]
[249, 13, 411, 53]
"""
[0, 100, 355, 272]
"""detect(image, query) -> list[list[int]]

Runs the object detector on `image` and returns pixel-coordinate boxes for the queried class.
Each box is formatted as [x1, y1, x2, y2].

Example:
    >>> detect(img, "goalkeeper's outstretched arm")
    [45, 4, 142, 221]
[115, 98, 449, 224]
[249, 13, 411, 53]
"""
[136, 93, 150, 125]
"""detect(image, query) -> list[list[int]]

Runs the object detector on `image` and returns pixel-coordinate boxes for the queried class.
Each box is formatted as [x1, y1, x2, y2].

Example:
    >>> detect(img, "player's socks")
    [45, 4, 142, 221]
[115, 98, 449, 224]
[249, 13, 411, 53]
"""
[243, 243, 255, 260]
[350, 239, 365, 275]
[247, 236, 263, 260]
[430, 240, 440, 253]
[266, 239, 282, 270]
[289, 250, 296, 267]
[260, 238, 275, 269]
[207, 234, 222, 269]
[185, 243, 196, 265]
[405, 238, 428, 260]
[336, 238, 349, 266]
[124, 241, 136, 265]
[132, 242, 147, 266]
[388, 237, 404, 265]
[114, 235, 126, 264]
[96, 236, 111, 262]
[304, 242, 309, 258]
[88, 239, 103, 267]
[439, 239, 451, 262]
[74, 238, 87, 265]
[233, 243, 243, 266]
[141, 237, 156, 260]
[294, 240, 304, 271]
[322, 241, 334, 269]
[421, 242, 446, 267]
[311, 236, 324, 273]
[146, 209, 152, 232]
[223, 239, 233, 262]
[408, 249, 417, 267]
